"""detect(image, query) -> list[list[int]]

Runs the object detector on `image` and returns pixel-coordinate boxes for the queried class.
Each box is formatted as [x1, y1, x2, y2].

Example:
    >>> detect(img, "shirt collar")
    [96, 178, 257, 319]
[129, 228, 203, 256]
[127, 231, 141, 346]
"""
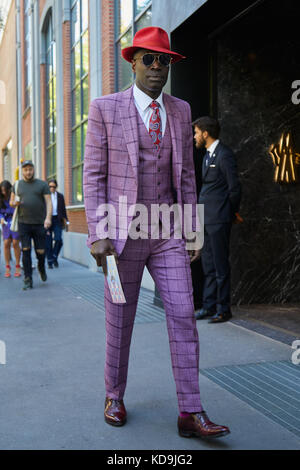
[133, 83, 165, 112]
[207, 139, 220, 156]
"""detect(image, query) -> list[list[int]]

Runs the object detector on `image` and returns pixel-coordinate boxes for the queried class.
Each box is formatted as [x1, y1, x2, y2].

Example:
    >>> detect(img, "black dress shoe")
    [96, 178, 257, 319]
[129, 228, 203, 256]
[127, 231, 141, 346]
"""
[208, 311, 232, 323]
[195, 308, 216, 320]
[48, 264, 53, 269]
[53, 260, 59, 268]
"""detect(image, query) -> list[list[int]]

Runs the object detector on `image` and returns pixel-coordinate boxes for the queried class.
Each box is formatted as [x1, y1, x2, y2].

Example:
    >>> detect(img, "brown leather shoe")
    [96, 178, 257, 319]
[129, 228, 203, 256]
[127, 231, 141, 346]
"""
[178, 411, 230, 439]
[208, 310, 232, 323]
[104, 397, 127, 426]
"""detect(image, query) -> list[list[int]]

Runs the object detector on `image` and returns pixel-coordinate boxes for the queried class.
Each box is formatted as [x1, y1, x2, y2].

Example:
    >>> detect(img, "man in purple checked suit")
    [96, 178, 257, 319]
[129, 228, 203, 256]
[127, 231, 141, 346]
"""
[83, 26, 230, 440]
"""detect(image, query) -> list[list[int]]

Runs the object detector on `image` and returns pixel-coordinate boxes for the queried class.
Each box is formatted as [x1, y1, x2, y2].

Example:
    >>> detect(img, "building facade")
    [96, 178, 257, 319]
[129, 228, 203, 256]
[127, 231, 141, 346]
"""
[0, 0, 154, 287]
[0, 0, 299, 303]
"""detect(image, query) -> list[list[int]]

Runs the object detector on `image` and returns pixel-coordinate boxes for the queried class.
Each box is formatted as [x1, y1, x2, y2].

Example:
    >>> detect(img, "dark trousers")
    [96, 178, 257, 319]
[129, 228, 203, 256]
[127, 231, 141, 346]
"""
[46, 216, 63, 265]
[201, 223, 232, 314]
[18, 222, 46, 279]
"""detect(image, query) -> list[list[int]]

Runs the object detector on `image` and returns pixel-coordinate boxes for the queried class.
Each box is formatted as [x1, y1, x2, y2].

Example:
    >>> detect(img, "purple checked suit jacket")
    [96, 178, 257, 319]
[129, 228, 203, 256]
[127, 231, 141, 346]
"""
[83, 85, 198, 255]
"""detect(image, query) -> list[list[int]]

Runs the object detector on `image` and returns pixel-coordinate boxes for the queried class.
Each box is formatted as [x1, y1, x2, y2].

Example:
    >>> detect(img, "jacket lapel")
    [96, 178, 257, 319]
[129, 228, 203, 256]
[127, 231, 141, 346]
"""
[164, 94, 182, 188]
[119, 86, 139, 184]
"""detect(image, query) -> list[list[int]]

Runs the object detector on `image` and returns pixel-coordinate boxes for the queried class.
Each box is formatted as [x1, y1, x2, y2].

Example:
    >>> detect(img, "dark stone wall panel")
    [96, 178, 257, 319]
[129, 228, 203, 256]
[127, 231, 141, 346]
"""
[216, 0, 300, 304]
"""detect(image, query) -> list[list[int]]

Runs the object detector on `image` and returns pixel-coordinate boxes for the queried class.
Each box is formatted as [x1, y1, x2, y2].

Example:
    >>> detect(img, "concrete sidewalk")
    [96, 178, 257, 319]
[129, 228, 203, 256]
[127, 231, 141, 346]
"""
[0, 255, 299, 450]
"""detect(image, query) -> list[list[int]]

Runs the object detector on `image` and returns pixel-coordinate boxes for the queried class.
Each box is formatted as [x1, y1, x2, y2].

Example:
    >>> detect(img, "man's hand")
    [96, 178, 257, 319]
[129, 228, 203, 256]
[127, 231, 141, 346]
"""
[90, 239, 118, 276]
[186, 233, 201, 262]
[0, 218, 4, 226]
[9, 193, 21, 207]
[44, 217, 52, 230]
[188, 249, 201, 263]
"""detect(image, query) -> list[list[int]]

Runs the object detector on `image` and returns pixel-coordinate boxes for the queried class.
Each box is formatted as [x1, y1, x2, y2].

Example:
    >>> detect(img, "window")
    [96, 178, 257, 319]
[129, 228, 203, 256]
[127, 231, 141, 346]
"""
[24, 141, 32, 160]
[45, 12, 56, 180]
[71, 0, 89, 203]
[24, 0, 31, 109]
[115, 0, 152, 91]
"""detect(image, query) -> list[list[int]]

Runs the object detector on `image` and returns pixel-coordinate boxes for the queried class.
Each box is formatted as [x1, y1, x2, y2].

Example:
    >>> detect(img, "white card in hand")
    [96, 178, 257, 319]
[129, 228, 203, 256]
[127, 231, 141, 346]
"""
[106, 255, 126, 304]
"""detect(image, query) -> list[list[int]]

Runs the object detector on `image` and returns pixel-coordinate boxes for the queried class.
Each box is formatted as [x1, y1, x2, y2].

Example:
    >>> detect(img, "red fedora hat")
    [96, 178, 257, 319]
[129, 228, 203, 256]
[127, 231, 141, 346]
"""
[121, 26, 185, 64]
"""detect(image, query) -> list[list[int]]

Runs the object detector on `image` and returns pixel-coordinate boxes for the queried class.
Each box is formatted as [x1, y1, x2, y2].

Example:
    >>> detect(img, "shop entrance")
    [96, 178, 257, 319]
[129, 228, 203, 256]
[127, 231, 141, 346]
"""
[170, 0, 300, 306]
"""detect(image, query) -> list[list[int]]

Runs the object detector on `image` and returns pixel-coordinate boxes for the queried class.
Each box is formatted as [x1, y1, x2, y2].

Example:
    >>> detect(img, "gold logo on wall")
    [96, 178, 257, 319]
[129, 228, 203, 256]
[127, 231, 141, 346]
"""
[269, 132, 300, 183]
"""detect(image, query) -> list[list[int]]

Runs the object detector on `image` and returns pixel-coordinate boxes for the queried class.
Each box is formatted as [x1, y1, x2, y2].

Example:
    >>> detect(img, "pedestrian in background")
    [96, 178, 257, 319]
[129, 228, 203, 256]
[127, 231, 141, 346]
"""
[194, 117, 241, 323]
[10, 161, 52, 290]
[0, 180, 21, 278]
[46, 179, 68, 269]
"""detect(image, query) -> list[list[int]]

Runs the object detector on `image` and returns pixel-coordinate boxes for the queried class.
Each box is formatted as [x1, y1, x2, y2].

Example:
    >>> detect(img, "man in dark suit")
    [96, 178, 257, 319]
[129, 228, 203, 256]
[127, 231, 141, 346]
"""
[193, 117, 241, 323]
[46, 179, 68, 268]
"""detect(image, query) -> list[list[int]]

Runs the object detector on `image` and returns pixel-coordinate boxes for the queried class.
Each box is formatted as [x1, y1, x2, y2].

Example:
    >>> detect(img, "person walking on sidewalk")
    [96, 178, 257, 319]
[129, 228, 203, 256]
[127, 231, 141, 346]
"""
[194, 117, 242, 323]
[10, 161, 52, 290]
[46, 179, 68, 269]
[0, 180, 21, 278]
[83, 27, 230, 440]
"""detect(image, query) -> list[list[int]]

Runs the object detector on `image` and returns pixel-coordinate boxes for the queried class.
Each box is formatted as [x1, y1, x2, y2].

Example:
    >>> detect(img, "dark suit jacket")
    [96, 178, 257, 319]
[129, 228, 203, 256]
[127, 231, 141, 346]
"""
[198, 142, 241, 224]
[55, 191, 68, 224]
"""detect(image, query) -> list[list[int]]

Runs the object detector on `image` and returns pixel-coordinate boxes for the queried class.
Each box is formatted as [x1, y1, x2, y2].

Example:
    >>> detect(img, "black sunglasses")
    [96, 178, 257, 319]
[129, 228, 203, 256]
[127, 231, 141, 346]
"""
[133, 53, 172, 68]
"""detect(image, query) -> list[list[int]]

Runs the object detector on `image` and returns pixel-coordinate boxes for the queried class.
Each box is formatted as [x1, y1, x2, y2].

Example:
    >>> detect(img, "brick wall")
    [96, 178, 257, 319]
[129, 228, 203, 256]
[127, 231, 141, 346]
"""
[102, 0, 115, 95]
[62, 19, 72, 207]
[67, 209, 88, 233]
[0, 0, 18, 181]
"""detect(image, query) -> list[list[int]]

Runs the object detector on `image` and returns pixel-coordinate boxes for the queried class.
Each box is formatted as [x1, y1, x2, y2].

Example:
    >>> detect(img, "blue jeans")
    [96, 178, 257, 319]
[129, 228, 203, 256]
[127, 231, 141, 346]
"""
[46, 216, 63, 265]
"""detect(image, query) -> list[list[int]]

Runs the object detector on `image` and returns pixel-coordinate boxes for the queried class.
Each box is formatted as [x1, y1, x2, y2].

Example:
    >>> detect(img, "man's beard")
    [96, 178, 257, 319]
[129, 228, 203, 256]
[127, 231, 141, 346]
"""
[23, 174, 34, 181]
[196, 139, 206, 149]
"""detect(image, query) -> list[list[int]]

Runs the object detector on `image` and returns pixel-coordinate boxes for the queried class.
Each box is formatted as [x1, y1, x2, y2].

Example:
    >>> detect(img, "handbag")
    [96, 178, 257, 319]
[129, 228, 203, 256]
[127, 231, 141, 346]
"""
[10, 180, 19, 233]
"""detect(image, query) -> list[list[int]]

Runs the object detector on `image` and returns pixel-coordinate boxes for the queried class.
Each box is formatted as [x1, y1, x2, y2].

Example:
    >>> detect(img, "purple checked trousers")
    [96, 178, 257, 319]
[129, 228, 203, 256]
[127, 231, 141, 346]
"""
[104, 228, 203, 413]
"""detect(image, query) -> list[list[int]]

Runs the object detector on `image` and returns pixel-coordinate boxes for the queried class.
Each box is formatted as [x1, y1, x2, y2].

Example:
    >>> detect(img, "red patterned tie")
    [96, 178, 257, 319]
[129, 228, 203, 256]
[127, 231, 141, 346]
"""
[149, 101, 162, 152]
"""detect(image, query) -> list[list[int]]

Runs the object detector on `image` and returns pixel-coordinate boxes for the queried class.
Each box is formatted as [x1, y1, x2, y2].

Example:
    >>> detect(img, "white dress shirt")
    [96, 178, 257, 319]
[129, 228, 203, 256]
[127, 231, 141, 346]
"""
[205, 139, 220, 166]
[51, 191, 58, 216]
[207, 139, 220, 157]
[133, 83, 167, 136]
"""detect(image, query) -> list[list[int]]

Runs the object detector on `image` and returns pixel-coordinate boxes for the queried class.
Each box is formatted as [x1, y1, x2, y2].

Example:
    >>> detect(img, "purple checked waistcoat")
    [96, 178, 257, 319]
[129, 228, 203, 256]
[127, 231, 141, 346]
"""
[134, 111, 175, 233]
